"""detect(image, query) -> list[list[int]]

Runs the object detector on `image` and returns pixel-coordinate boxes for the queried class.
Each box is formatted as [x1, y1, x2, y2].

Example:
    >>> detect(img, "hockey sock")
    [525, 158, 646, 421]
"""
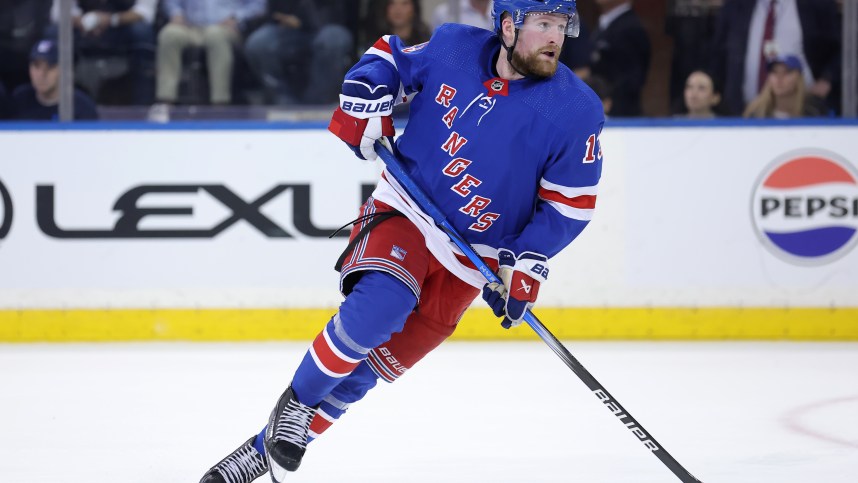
[308, 362, 381, 441]
[252, 361, 381, 450]
[291, 271, 416, 407]
[253, 428, 267, 456]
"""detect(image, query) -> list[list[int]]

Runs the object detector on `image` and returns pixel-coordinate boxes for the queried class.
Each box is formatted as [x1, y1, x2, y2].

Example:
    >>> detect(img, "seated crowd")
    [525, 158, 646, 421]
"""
[0, 0, 847, 121]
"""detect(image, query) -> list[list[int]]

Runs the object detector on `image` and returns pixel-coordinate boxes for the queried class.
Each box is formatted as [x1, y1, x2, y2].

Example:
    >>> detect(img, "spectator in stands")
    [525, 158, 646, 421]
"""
[710, 0, 841, 116]
[431, 0, 492, 31]
[559, 20, 592, 80]
[363, 0, 431, 51]
[243, 1, 355, 106]
[48, 0, 157, 105]
[155, 0, 266, 106]
[590, 0, 651, 117]
[243, 0, 316, 105]
[0, 0, 52, 94]
[743, 54, 828, 118]
[585, 74, 613, 117]
[665, 0, 722, 114]
[302, 0, 357, 105]
[9, 39, 98, 120]
[678, 69, 722, 118]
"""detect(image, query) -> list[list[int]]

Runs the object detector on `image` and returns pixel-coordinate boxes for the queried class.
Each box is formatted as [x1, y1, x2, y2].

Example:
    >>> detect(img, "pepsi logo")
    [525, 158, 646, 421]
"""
[751, 150, 858, 265]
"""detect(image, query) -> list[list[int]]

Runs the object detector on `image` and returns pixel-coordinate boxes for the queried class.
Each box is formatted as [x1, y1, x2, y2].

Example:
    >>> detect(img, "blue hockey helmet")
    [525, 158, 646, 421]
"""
[492, 0, 580, 37]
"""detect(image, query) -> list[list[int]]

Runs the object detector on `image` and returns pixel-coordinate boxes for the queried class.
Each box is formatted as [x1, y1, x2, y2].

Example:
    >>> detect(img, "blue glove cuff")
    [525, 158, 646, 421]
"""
[497, 248, 515, 268]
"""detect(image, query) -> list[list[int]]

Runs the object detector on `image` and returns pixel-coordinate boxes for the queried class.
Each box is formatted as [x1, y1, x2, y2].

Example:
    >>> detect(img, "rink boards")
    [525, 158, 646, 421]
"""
[0, 121, 856, 341]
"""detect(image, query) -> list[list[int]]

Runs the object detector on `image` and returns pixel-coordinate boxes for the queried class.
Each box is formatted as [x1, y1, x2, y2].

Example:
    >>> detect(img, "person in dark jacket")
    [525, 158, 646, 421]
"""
[302, 0, 358, 104]
[560, 20, 592, 80]
[48, 0, 158, 105]
[664, 0, 721, 114]
[243, 0, 317, 105]
[709, 0, 840, 116]
[589, 0, 651, 117]
[0, 0, 53, 93]
[9, 39, 98, 120]
[244, 1, 357, 105]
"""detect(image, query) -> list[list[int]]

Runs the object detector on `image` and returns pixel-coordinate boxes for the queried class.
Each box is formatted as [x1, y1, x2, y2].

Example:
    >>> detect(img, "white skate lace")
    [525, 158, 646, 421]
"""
[215, 440, 267, 483]
[272, 398, 316, 449]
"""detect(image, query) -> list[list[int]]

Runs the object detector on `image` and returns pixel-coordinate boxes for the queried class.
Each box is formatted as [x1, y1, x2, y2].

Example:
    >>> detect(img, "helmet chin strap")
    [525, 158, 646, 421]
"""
[499, 29, 529, 78]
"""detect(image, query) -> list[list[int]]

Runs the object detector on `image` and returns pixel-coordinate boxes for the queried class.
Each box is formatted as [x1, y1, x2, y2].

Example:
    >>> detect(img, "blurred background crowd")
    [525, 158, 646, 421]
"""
[0, 0, 853, 121]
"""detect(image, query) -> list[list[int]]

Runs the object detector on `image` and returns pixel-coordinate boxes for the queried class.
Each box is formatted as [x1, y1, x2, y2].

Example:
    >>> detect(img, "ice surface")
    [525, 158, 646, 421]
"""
[1, 341, 856, 482]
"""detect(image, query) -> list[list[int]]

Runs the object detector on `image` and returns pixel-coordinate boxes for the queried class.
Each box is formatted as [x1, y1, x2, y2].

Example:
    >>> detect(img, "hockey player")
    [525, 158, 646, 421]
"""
[200, 1, 603, 481]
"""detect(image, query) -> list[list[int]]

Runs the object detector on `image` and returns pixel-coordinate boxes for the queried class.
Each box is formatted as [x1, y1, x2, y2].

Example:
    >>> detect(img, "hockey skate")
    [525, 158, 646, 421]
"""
[264, 385, 318, 482]
[199, 435, 268, 483]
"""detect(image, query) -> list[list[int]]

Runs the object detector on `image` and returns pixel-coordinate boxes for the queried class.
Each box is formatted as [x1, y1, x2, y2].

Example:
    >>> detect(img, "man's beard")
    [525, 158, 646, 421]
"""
[511, 47, 559, 79]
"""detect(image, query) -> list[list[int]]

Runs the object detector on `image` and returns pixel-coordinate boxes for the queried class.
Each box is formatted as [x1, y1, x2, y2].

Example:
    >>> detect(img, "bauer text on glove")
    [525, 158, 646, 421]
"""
[327, 80, 395, 160]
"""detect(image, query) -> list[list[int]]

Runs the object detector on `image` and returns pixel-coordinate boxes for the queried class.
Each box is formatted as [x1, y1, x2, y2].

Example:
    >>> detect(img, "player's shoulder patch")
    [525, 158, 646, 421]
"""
[401, 41, 428, 54]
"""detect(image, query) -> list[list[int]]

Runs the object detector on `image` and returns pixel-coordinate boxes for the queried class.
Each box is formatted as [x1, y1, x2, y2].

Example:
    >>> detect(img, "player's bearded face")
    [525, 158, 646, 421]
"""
[511, 43, 560, 78]
[512, 13, 568, 78]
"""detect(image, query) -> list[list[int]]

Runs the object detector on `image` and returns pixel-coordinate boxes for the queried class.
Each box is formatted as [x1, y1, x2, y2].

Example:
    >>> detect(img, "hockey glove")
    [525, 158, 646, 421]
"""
[327, 80, 395, 160]
[481, 249, 549, 329]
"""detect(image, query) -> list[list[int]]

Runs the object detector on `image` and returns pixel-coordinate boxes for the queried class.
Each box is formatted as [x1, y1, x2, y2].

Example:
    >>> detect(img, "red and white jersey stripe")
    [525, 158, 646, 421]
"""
[363, 36, 409, 105]
[366, 36, 395, 66]
[538, 179, 598, 221]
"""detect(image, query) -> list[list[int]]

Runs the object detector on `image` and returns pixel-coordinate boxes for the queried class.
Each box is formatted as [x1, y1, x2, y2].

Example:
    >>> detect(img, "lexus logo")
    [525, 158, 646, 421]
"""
[0, 178, 12, 239]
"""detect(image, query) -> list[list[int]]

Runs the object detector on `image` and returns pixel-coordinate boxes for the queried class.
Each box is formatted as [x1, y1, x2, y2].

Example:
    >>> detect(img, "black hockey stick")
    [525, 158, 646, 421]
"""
[374, 142, 702, 482]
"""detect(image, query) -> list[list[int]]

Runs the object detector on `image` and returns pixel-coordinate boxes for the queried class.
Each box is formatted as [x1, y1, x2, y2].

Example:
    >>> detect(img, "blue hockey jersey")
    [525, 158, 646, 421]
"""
[347, 24, 605, 289]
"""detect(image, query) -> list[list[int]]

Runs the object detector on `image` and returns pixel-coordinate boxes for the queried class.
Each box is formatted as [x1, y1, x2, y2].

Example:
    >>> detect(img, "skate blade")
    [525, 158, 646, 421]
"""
[267, 455, 290, 483]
